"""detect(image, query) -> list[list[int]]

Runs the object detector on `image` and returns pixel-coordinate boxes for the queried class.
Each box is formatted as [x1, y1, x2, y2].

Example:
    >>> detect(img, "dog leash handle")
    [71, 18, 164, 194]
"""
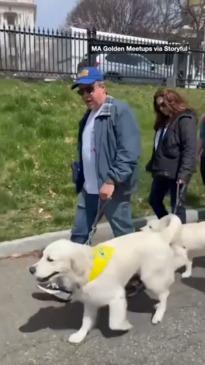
[85, 198, 111, 246]
[173, 181, 186, 214]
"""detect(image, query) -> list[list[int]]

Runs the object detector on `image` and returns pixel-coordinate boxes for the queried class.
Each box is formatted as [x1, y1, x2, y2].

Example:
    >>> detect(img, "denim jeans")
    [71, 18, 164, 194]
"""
[70, 190, 134, 243]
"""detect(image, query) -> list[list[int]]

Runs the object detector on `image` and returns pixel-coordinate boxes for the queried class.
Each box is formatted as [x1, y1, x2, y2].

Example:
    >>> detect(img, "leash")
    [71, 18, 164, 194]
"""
[85, 198, 111, 246]
[51, 198, 111, 295]
[173, 181, 186, 214]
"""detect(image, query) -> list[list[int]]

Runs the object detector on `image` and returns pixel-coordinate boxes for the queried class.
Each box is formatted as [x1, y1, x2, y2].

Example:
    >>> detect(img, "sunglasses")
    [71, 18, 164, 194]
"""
[157, 101, 166, 109]
[77, 85, 95, 96]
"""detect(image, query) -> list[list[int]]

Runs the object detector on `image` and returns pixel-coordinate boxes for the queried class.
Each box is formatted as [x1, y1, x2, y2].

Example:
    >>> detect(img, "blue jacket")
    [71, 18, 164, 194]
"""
[76, 96, 141, 196]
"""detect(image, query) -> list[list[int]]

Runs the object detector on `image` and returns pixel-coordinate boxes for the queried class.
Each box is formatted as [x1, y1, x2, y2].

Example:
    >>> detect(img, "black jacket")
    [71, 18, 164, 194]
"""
[146, 111, 197, 181]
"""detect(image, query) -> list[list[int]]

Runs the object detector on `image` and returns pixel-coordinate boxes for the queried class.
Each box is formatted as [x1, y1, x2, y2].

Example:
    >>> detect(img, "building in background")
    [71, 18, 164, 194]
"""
[0, 0, 38, 72]
[0, 0, 36, 28]
[0, 0, 70, 76]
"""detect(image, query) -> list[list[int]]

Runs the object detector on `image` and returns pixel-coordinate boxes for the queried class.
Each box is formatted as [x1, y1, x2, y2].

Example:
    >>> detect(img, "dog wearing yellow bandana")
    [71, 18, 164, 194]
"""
[30, 214, 182, 344]
[88, 245, 115, 282]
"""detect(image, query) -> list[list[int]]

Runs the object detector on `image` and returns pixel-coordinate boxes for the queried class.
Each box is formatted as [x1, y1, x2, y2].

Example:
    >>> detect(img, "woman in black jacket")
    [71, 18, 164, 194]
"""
[197, 114, 205, 185]
[146, 88, 197, 223]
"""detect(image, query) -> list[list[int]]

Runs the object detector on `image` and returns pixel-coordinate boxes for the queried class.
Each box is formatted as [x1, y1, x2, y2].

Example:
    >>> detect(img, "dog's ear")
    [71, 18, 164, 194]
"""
[70, 251, 91, 283]
[71, 256, 85, 276]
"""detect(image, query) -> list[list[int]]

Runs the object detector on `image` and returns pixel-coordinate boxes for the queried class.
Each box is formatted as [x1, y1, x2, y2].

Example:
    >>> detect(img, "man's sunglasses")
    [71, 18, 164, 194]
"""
[77, 85, 95, 96]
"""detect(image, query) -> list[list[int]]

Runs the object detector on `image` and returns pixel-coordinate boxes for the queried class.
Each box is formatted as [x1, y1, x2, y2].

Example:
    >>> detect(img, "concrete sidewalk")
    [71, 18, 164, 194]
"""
[1, 253, 205, 365]
[1, 208, 205, 365]
[1, 208, 205, 258]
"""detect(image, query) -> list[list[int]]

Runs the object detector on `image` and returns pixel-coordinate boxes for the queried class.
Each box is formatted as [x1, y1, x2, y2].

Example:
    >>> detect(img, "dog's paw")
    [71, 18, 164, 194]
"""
[120, 320, 133, 331]
[181, 271, 191, 279]
[68, 332, 85, 344]
[152, 312, 163, 325]
[110, 320, 133, 331]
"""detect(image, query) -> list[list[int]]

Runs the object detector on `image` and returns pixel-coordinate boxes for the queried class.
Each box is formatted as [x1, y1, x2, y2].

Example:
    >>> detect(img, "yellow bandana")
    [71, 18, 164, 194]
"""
[89, 245, 115, 282]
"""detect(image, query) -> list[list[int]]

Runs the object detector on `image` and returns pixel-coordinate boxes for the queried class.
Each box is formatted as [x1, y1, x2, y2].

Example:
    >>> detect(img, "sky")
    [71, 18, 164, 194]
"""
[36, 0, 78, 30]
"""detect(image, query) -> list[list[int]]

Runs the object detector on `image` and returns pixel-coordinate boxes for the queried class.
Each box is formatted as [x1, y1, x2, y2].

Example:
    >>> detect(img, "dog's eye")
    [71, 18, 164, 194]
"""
[47, 257, 54, 262]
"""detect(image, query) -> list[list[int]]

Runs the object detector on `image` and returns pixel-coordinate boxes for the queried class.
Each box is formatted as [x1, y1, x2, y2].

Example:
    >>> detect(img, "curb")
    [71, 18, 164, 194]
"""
[0, 208, 205, 258]
[0, 222, 113, 259]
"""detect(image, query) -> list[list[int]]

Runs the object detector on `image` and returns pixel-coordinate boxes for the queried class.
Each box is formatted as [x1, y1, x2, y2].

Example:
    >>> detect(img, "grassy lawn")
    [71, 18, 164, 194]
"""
[0, 79, 205, 242]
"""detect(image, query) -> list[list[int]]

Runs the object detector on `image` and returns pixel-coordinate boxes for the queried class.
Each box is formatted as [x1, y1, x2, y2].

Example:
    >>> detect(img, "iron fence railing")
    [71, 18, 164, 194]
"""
[0, 26, 204, 88]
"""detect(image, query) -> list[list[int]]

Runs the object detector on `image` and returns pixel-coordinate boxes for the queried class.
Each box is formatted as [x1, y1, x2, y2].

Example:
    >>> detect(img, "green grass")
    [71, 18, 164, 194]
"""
[0, 79, 205, 242]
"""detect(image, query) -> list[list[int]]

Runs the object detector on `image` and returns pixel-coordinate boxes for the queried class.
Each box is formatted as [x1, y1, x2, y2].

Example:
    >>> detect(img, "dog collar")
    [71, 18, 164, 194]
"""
[89, 245, 115, 282]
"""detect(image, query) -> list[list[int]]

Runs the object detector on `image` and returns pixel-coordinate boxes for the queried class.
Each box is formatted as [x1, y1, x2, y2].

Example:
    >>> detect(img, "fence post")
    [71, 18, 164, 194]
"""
[87, 27, 97, 67]
[167, 53, 178, 88]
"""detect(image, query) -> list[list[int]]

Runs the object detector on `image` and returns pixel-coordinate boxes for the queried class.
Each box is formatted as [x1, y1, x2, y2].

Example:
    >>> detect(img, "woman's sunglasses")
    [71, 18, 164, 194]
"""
[157, 101, 166, 109]
[77, 85, 95, 96]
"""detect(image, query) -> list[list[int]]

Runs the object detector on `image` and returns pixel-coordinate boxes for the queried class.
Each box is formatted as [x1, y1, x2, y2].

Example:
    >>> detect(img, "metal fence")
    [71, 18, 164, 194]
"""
[0, 26, 204, 88]
[0, 26, 73, 78]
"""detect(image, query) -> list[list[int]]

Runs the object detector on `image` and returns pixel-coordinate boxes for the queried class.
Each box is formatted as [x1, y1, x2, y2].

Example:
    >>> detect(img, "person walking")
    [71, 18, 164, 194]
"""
[38, 67, 141, 300]
[197, 114, 205, 185]
[146, 88, 197, 223]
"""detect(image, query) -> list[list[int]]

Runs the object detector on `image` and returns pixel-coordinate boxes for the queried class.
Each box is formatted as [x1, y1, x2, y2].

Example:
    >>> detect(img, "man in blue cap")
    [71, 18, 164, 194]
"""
[70, 67, 140, 206]
[38, 67, 142, 300]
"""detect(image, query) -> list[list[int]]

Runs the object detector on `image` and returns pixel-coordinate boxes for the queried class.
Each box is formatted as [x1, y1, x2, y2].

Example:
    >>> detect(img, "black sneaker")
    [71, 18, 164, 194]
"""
[126, 282, 145, 298]
[126, 275, 145, 298]
[37, 282, 71, 302]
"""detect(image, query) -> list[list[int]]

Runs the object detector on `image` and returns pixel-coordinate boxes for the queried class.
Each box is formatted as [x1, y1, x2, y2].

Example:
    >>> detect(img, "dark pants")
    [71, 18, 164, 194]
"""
[71, 190, 134, 243]
[200, 153, 205, 185]
[148, 175, 187, 223]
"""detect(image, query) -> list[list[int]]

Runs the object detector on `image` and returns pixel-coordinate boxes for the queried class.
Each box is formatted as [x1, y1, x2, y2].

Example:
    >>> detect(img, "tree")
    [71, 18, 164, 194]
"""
[150, 0, 182, 34]
[65, 0, 155, 36]
[177, 0, 205, 46]
[64, 0, 205, 46]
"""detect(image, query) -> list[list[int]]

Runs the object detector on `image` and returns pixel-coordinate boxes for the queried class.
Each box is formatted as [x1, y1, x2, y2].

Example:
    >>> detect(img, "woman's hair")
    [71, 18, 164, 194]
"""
[153, 88, 193, 130]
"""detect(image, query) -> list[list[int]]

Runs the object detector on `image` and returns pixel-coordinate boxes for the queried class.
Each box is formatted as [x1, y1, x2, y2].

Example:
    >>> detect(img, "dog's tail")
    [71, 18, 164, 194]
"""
[160, 214, 182, 245]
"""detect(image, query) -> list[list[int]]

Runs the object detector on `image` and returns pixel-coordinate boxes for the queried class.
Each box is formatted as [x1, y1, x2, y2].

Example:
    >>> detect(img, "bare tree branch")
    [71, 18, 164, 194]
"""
[64, 0, 205, 46]
[64, 0, 155, 36]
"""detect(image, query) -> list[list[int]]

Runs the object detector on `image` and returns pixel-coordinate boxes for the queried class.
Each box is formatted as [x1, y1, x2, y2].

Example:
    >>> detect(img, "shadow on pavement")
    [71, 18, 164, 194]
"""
[180, 256, 205, 293]
[19, 301, 83, 333]
[192, 255, 205, 270]
[182, 277, 205, 294]
[19, 289, 155, 338]
[127, 290, 157, 314]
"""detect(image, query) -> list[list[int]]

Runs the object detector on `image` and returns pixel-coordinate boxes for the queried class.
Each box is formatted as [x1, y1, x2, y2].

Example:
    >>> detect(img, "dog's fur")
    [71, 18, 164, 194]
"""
[141, 214, 205, 278]
[30, 214, 181, 344]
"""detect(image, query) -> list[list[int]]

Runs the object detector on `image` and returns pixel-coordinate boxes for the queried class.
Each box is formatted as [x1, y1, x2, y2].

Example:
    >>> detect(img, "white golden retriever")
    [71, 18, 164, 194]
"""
[30, 214, 181, 344]
[141, 214, 205, 278]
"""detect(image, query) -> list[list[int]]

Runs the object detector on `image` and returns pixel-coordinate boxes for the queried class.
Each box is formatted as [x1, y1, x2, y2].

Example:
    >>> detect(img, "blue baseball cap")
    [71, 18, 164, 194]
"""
[71, 67, 103, 89]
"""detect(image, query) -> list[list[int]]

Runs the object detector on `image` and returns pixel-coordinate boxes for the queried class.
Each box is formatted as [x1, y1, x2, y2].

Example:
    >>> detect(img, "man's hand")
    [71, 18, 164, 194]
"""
[99, 183, 115, 200]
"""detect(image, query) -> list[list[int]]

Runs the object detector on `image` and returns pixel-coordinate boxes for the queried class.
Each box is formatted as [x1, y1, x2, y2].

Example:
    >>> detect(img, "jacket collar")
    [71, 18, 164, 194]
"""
[85, 95, 114, 117]
[97, 95, 114, 116]
[79, 95, 114, 136]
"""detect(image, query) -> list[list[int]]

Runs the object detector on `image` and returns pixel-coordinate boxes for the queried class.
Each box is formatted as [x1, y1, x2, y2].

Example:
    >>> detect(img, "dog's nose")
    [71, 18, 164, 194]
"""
[29, 266, 36, 275]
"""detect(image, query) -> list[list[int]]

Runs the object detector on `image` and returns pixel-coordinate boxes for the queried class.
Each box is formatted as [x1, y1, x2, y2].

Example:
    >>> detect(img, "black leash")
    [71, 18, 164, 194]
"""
[173, 181, 186, 214]
[85, 198, 111, 246]
[48, 198, 111, 296]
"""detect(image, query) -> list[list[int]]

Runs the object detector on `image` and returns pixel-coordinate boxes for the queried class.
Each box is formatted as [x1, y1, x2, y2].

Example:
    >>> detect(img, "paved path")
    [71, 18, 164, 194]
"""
[1, 253, 205, 365]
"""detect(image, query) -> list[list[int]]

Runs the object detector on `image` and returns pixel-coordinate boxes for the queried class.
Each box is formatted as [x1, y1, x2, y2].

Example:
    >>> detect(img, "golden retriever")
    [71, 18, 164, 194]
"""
[30, 214, 181, 344]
